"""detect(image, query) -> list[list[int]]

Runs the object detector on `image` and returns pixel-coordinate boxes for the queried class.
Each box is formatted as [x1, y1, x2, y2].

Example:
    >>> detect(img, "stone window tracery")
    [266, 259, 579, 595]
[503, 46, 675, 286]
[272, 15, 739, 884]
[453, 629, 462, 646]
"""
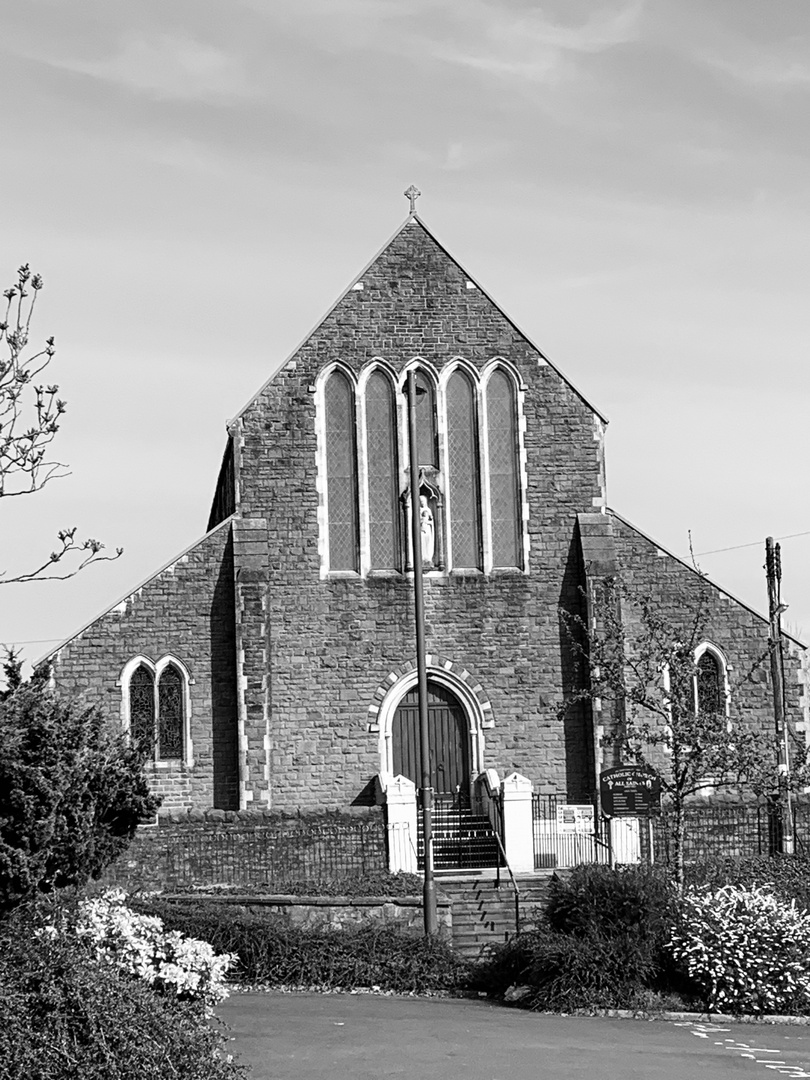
[324, 368, 360, 572]
[485, 368, 522, 569]
[316, 359, 526, 576]
[446, 369, 482, 569]
[122, 657, 190, 764]
[365, 370, 400, 571]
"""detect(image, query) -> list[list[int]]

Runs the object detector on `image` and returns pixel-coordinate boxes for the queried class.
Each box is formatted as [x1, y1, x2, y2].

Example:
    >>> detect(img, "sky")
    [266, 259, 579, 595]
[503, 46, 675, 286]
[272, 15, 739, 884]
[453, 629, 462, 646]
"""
[0, 0, 808, 675]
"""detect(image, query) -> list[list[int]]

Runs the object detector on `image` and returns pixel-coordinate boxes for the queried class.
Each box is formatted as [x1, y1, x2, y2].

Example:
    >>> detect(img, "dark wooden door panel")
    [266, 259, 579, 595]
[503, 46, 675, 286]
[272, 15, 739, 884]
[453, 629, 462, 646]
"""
[392, 682, 469, 794]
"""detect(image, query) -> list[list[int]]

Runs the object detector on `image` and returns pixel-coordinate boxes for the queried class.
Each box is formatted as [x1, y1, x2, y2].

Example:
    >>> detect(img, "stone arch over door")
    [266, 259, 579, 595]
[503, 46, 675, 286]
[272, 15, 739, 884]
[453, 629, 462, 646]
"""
[375, 663, 490, 789]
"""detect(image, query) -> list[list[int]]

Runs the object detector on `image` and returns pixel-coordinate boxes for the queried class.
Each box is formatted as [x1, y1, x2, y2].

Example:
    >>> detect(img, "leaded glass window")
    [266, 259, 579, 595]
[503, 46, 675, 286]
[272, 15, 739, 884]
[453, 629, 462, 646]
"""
[129, 665, 155, 752]
[486, 370, 522, 568]
[696, 651, 723, 715]
[413, 374, 438, 468]
[126, 660, 186, 762]
[325, 370, 359, 571]
[446, 370, 481, 568]
[158, 664, 185, 759]
[365, 371, 399, 570]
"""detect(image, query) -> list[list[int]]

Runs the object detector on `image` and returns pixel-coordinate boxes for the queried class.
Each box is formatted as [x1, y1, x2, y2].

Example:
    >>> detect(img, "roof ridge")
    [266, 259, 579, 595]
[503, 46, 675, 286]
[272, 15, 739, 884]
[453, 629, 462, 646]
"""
[36, 514, 237, 667]
[607, 506, 806, 648]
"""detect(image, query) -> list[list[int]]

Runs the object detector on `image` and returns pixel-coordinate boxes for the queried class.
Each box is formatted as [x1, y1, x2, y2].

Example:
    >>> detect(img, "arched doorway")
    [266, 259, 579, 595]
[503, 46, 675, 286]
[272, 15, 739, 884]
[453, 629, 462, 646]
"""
[391, 680, 470, 798]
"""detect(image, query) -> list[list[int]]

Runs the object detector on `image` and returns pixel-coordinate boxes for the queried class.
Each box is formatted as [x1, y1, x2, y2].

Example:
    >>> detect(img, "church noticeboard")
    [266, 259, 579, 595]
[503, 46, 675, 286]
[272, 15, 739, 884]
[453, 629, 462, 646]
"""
[600, 764, 661, 818]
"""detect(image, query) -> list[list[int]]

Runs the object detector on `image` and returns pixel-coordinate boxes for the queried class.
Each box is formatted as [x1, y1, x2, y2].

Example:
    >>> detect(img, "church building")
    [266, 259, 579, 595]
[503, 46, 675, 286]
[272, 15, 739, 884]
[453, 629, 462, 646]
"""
[44, 196, 810, 836]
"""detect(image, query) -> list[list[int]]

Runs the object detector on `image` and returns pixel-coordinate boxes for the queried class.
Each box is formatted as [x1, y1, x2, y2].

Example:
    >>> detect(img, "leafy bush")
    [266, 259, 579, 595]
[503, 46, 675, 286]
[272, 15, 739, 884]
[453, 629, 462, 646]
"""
[668, 884, 810, 1015]
[0, 684, 159, 911]
[545, 863, 676, 941]
[133, 896, 469, 993]
[0, 903, 246, 1080]
[472, 864, 688, 1011]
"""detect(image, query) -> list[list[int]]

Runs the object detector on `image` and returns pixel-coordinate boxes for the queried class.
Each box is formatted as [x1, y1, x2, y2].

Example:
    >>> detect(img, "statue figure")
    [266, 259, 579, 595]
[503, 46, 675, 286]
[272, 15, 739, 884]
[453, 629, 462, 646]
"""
[419, 495, 435, 564]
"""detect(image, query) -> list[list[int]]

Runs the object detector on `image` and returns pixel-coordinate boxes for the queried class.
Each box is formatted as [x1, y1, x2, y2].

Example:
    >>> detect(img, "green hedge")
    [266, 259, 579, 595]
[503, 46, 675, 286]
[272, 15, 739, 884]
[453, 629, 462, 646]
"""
[134, 896, 470, 993]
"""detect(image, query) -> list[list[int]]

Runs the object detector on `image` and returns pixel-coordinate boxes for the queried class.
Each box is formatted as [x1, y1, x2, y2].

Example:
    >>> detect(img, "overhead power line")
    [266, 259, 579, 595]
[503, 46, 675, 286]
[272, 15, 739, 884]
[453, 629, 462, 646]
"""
[697, 530, 810, 557]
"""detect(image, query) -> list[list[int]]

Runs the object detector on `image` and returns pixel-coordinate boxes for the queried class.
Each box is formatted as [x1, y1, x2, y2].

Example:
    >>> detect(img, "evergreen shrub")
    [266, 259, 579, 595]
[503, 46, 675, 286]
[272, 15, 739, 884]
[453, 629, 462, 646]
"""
[472, 864, 687, 1011]
[0, 685, 159, 911]
[133, 896, 469, 993]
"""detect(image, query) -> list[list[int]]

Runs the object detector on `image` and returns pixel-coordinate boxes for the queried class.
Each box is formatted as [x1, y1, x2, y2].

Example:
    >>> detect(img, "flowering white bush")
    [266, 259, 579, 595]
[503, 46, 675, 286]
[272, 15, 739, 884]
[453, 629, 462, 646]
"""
[62, 890, 235, 1008]
[668, 884, 810, 1015]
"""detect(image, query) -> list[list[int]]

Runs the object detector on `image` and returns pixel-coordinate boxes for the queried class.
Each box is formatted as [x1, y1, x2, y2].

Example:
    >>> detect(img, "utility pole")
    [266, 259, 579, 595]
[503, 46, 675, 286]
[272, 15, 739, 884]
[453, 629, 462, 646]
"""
[405, 370, 438, 935]
[765, 536, 794, 854]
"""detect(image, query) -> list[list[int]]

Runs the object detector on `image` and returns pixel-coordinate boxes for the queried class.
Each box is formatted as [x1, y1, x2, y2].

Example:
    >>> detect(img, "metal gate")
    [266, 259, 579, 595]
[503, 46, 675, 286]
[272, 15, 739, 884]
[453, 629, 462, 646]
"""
[416, 792, 502, 871]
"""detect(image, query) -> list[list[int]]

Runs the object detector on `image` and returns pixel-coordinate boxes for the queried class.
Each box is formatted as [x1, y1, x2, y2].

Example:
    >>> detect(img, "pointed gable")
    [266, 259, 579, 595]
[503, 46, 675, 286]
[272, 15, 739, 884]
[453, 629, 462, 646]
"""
[234, 215, 606, 424]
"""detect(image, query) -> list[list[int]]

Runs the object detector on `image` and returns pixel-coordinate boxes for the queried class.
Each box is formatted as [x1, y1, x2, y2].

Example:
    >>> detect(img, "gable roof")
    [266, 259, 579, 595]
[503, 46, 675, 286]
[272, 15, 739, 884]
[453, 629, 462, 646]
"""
[608, 507, 806, 649]
[229, 212, 609, 426]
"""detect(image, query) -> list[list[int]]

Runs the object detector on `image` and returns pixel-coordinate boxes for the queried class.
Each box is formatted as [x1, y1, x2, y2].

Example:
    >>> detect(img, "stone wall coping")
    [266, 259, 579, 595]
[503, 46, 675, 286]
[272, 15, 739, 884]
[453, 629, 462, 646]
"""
[154, 807, 382, 827]
[160, 893, 451, 908]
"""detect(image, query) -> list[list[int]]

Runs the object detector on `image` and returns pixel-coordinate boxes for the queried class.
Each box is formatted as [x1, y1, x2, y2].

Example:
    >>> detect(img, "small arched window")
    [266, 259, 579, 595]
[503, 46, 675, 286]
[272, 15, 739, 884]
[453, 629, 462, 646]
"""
[486, 369, 522, 569]
[365, 370, 400, 571]
[124, 658, 189, 763]
[325, 369, 359, 572]
[446, 369, 481, 569]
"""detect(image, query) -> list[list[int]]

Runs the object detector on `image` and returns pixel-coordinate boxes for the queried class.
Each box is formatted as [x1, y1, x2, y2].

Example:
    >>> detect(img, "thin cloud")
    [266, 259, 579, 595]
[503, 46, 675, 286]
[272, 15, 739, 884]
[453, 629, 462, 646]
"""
[42, 33, 254, 101]
[704, 53, 810, 88]
[430, 0, 645, 84]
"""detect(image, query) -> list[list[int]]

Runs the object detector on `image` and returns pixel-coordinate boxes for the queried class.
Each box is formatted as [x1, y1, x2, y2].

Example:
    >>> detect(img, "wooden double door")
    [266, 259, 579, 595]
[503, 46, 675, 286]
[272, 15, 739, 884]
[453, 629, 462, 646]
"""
[391, 681, 470, 798]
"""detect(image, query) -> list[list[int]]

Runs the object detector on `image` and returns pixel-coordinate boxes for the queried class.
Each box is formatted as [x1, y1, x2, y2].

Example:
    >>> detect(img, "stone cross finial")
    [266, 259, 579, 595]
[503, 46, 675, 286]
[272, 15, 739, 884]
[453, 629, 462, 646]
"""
[404, 185, 421, 213]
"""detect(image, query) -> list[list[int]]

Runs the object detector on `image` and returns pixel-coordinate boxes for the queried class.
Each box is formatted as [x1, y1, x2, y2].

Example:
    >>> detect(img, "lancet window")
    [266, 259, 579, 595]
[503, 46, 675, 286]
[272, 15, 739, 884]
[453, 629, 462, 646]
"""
[695, 645, 727, 717]
[324, 369, 360, 572]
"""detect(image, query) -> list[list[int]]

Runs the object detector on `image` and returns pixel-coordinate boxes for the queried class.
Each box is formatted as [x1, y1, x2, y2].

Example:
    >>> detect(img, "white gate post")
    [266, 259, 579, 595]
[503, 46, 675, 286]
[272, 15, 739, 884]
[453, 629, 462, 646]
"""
[379, 773, 418, 874]
[501, 771, 535, 874]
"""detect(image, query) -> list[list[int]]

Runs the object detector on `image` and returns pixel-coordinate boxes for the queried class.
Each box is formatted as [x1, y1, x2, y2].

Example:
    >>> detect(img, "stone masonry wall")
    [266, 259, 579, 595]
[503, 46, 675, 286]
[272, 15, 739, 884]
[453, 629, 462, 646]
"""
[235, 219, 603, 809]
[608, 511, 808, 769]
[47, 519, 239, 811]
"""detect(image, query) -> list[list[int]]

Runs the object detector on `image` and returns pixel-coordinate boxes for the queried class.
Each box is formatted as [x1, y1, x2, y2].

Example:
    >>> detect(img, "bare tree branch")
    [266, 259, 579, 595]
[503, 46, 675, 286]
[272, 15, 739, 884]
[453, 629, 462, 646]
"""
[0, 528, 123, 586]
[1, 263, 122, 588]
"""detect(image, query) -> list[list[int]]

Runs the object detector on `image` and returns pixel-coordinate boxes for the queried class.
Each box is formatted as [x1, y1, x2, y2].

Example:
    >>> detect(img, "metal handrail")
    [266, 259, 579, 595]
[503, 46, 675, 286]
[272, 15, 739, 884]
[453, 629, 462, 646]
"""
[489, 792, 521, 935]
[491, 823, 521, 935]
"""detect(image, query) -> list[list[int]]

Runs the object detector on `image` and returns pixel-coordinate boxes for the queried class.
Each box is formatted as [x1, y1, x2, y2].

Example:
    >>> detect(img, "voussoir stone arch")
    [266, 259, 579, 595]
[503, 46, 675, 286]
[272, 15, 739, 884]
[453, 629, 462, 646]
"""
[368, 656, 494, 780]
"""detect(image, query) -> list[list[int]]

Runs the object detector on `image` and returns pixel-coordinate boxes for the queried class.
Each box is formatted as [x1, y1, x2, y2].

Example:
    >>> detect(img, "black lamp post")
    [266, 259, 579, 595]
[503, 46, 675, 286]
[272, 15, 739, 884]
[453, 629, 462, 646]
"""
[405, 369, 438, 936]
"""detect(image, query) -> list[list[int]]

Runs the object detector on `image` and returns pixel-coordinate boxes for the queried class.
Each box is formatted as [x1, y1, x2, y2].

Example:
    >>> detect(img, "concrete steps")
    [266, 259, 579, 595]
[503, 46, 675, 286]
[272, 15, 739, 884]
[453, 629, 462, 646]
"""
[437, 872, 557, 959]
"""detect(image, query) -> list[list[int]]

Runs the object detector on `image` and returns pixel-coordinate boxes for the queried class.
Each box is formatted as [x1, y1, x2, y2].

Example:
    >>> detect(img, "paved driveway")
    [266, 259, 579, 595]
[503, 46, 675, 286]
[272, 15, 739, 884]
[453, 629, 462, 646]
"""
[218, 992, 810, 1080]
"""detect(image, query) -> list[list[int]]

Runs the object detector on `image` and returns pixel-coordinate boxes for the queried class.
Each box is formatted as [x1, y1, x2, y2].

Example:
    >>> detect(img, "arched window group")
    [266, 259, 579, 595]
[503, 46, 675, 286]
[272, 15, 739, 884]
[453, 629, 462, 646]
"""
[319, 361, 525, 575]
[123, 657, 189, 762]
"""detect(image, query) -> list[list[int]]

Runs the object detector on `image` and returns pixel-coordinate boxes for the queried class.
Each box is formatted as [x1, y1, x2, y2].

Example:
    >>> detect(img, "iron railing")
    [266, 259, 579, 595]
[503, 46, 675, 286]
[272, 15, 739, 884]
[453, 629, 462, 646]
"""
[652, 801, 784, 865]
[532, 793, 605, 870]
